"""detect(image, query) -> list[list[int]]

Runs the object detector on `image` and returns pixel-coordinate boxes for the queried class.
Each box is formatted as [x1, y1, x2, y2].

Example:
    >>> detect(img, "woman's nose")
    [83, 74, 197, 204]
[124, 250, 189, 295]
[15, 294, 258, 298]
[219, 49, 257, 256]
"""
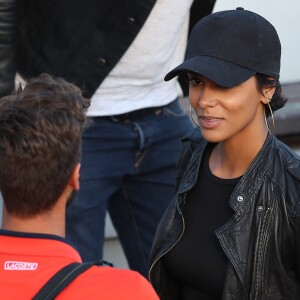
[197, 87, 217, 108]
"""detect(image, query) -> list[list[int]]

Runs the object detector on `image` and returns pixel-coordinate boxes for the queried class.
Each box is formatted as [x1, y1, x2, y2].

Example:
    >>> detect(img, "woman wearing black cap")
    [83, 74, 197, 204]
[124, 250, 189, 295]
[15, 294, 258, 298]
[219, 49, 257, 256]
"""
[149, 8, 300, 300]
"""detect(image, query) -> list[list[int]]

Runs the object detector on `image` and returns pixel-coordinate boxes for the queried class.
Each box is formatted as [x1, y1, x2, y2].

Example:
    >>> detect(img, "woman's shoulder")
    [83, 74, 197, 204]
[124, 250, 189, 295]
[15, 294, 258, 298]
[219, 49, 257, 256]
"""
[271, 138, 300, 216]
[274, 138, 300, 181]
[182, 127, 203, 142]
[180, 128, 206, 155]
[177, 129, 204, 169]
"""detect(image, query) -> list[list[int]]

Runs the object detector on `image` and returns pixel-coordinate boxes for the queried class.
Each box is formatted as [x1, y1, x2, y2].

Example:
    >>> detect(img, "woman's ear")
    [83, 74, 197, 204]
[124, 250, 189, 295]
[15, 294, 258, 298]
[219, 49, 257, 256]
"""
[262, 86, 276, 104]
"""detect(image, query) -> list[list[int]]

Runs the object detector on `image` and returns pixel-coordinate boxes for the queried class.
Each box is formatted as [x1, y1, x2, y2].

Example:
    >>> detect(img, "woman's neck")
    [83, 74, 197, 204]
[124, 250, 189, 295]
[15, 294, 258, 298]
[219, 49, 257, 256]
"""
[209, 128, 268, 179]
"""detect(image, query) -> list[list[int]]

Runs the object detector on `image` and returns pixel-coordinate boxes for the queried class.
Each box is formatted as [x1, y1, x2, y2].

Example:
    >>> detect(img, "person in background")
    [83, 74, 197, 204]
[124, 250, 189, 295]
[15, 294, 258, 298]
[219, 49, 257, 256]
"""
[0, 74, 158, 300]
[149, 8, 300, 300]
[0, 0, 216, 276]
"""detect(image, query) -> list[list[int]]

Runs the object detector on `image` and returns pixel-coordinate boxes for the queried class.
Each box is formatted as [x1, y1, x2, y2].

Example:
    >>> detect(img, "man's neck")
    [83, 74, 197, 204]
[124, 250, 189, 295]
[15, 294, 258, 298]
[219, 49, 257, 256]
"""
[1, 201, 66, 238]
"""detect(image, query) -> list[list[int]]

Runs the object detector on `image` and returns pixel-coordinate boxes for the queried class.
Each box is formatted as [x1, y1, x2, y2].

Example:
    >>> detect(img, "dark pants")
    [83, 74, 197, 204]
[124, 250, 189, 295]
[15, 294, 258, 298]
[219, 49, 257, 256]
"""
[66, 99, 193, 276]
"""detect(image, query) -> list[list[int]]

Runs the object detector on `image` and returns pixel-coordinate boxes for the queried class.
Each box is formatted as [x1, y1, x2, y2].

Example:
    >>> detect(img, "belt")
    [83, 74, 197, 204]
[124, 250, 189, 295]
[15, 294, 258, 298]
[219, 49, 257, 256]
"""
[108, 106, 163, 123]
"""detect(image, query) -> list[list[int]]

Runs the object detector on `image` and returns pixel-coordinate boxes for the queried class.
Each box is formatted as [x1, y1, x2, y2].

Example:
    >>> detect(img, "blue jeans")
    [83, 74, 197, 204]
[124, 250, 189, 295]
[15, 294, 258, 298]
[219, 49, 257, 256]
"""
[66, 99, 193, 276]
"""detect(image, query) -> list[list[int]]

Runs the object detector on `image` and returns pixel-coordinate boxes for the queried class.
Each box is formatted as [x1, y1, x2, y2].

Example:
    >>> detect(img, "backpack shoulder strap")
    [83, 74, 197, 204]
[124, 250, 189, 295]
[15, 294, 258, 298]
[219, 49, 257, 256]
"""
[32, 260, 111, 300]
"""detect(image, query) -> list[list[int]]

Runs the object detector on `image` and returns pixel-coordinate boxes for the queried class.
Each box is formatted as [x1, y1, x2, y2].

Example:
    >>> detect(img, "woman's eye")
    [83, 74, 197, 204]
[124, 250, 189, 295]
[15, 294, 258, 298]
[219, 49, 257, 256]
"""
[189, 78, 203, 86]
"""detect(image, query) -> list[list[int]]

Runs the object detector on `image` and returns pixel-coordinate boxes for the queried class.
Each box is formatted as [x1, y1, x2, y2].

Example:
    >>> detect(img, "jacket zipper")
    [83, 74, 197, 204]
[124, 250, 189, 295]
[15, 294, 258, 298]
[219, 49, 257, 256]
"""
[149, 214, 186, 282]
[217, 234, 245, 288]
[254, 206, 272, 300]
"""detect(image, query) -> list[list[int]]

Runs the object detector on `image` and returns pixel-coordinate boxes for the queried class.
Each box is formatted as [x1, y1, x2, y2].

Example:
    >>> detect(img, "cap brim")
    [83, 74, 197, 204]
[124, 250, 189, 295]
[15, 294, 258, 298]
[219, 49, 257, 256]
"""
[164, 56, 256, 88]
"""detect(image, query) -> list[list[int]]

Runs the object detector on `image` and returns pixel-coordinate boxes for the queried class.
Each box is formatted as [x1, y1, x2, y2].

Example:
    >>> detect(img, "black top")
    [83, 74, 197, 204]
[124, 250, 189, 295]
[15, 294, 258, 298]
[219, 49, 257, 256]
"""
[163, 144, 241, 299]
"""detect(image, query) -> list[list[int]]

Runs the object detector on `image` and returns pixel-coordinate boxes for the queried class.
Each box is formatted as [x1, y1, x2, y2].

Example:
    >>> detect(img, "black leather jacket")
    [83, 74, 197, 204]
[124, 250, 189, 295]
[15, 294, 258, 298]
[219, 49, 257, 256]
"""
[149, 129, 300, 300]
[0, 0, 215, 98]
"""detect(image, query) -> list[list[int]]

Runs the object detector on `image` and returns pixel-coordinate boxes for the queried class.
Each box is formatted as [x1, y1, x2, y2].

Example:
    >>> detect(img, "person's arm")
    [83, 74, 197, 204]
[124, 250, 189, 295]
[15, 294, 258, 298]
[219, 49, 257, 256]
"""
[0, 0, 17, 97]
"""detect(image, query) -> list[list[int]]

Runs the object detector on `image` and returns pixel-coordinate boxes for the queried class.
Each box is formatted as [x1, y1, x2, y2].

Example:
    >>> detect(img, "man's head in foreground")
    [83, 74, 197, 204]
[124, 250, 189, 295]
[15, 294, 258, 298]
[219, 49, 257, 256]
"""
[0, 73, 90, 225]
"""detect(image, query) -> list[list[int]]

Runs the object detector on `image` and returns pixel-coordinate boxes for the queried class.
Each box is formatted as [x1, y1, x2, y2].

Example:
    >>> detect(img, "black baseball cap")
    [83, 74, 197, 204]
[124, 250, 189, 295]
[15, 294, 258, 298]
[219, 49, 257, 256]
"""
[165, 8, 281, 87]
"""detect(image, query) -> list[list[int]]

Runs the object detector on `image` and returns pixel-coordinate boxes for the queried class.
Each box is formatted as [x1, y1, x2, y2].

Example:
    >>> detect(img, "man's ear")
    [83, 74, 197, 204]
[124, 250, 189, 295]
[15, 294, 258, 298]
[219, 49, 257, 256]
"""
[68, 163, 81, 191]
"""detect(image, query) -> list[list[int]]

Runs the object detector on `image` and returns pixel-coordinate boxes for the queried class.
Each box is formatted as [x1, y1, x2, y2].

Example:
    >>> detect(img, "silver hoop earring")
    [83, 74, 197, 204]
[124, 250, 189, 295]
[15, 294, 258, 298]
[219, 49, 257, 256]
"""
[189, 105, 200, 128]
[268, 102, 275, 133]
[264, 108, 270, 133]
[264, 102, 275, 134]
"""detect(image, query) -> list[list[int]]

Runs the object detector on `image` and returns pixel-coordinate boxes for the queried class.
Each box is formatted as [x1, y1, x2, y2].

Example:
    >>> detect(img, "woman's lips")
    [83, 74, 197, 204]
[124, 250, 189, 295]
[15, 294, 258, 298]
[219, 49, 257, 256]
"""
[199, 116, 222, 129]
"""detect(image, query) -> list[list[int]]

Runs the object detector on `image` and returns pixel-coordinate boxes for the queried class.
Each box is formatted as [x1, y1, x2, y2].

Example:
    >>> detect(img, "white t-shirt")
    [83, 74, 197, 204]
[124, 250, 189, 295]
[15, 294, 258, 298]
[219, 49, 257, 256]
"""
[88, 0, 193, 116]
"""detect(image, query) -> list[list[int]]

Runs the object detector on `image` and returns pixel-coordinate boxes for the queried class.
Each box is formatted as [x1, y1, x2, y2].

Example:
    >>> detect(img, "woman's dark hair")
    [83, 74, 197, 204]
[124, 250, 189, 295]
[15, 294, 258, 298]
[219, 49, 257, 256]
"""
[255, 73, 287, 117]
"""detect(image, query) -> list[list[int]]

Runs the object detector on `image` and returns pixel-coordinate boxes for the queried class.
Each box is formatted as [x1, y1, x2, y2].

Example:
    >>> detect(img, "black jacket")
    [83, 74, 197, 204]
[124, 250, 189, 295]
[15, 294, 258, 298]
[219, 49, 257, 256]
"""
[149, 129, 300, 300]
[0, 0, 215, 98]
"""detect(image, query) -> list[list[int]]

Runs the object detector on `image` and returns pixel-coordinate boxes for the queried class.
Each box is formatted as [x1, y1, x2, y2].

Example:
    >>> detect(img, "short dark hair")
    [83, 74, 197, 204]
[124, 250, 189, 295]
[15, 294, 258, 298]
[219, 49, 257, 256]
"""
[255, 73, 287, 117]
[0, 73, 90, 218]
